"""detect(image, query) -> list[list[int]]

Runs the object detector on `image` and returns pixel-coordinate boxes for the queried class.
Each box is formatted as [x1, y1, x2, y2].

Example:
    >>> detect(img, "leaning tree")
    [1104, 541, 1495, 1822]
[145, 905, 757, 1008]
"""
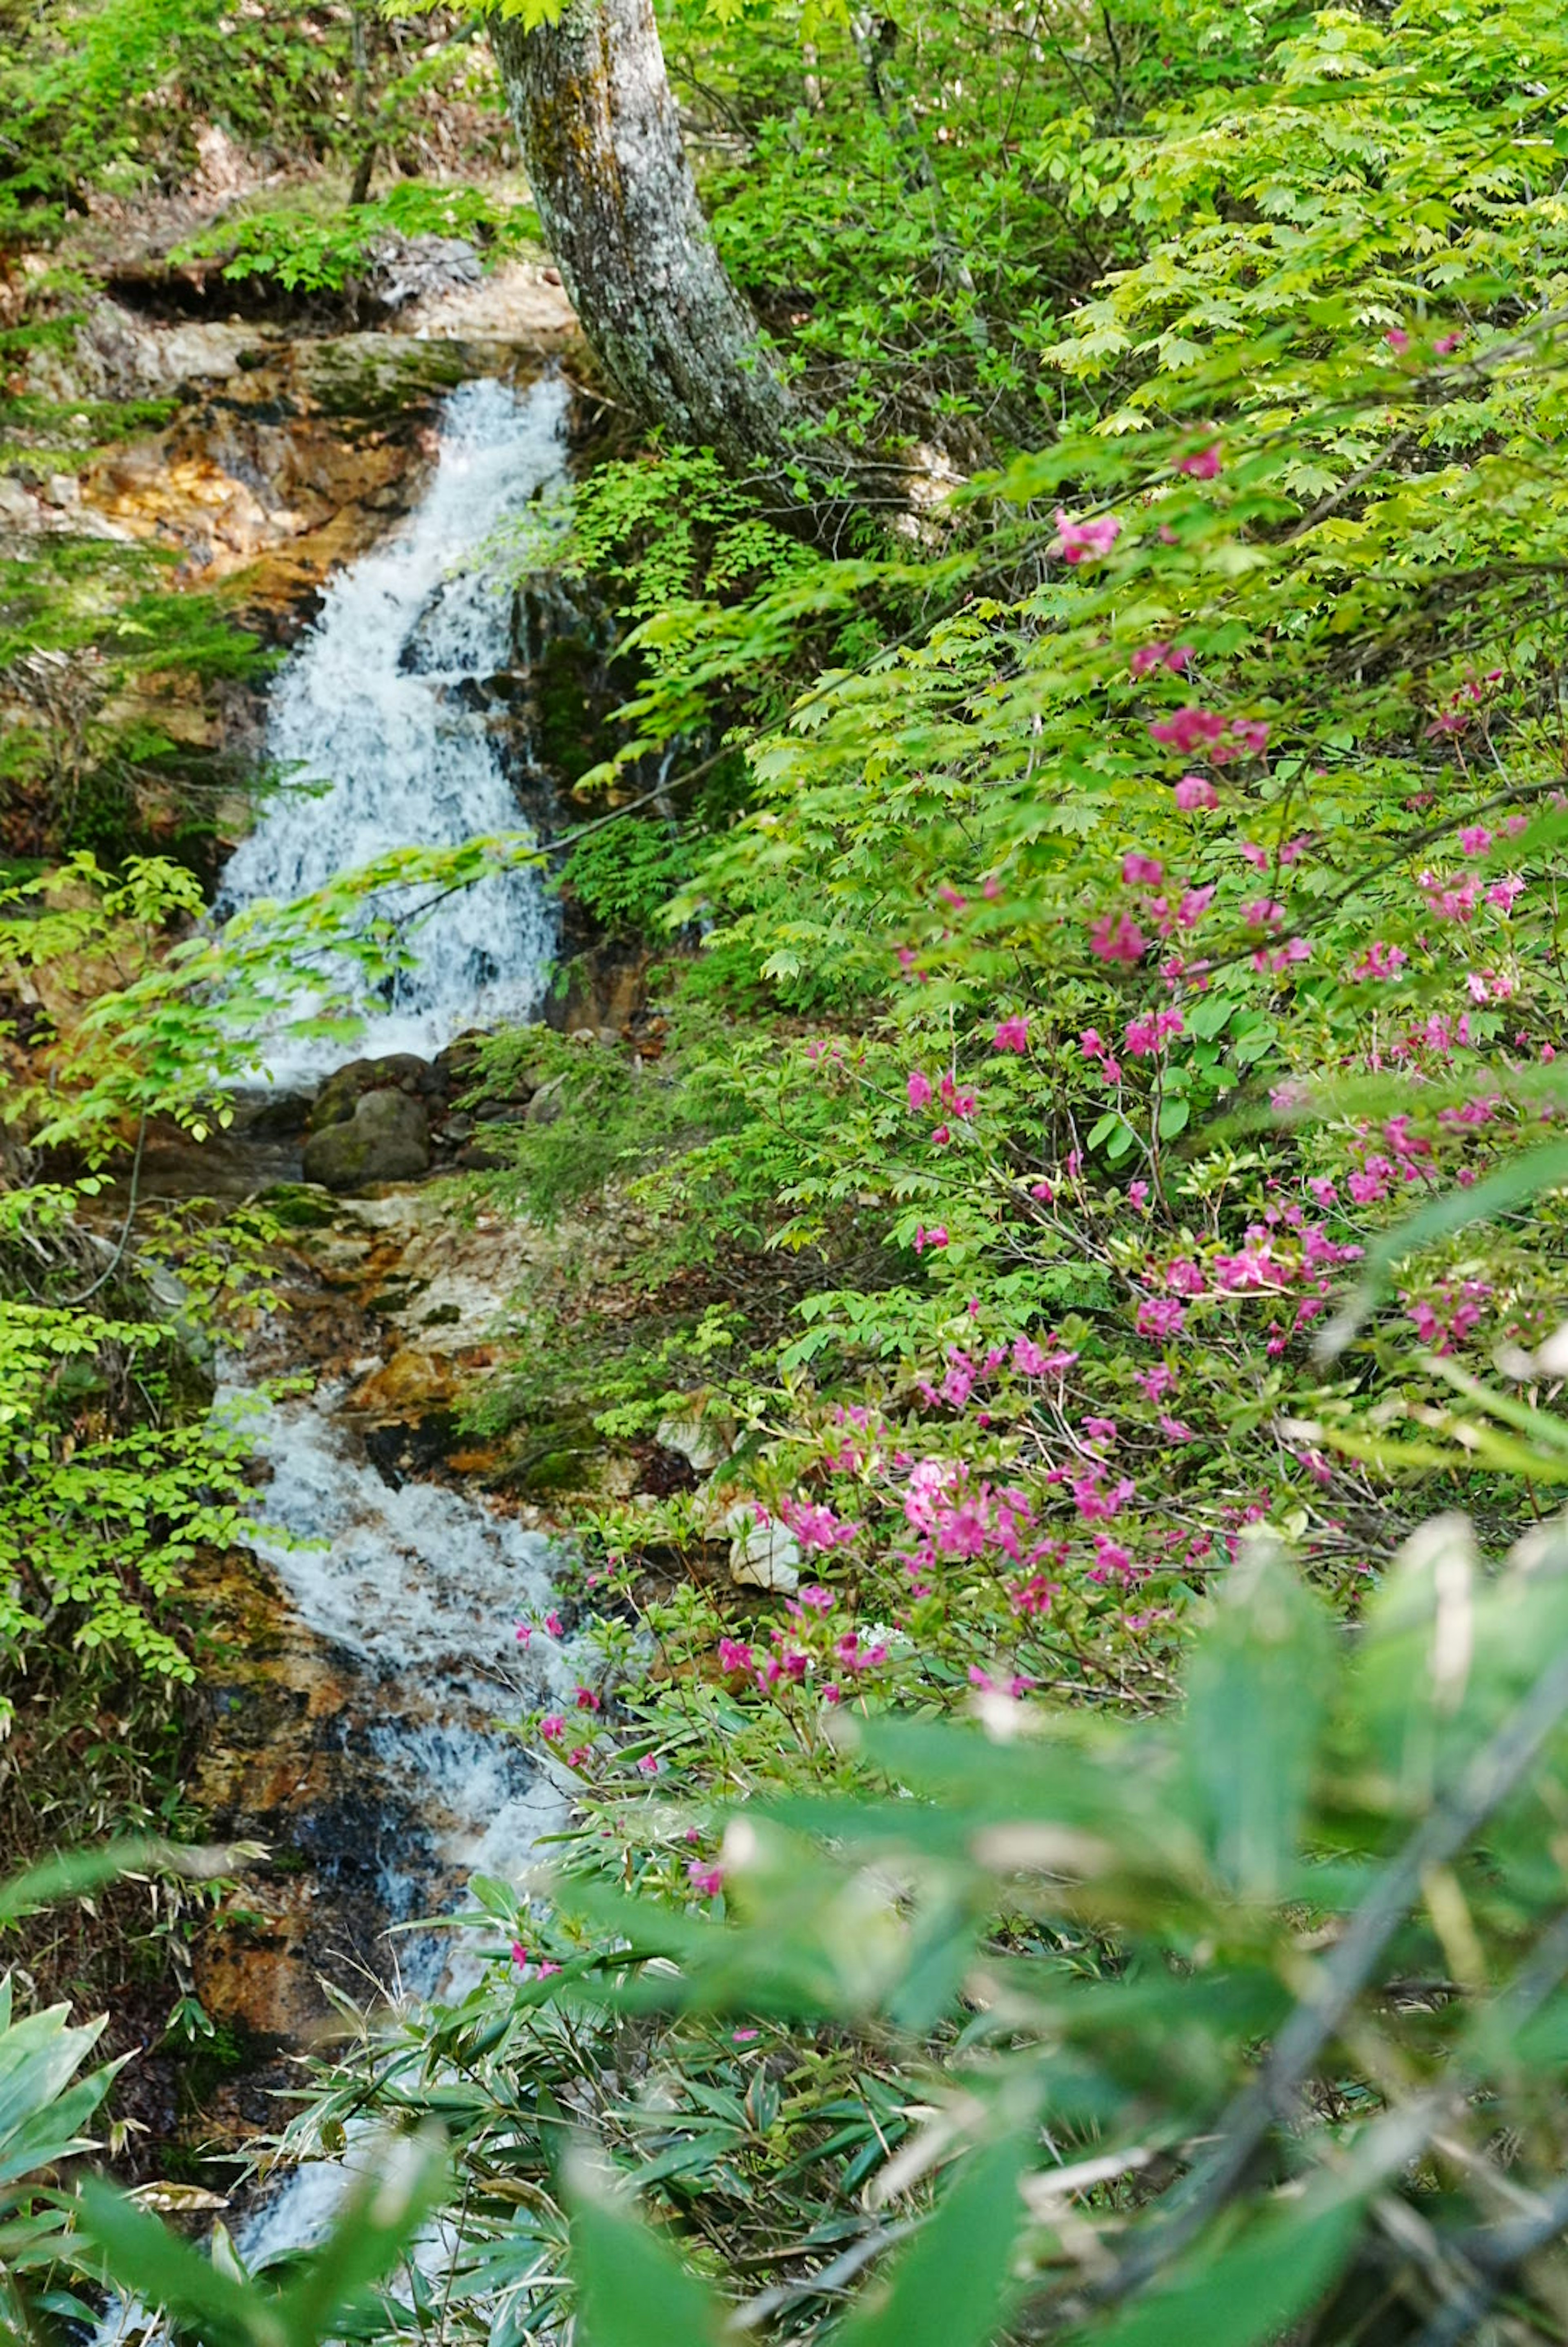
[491, 0, 807, 479]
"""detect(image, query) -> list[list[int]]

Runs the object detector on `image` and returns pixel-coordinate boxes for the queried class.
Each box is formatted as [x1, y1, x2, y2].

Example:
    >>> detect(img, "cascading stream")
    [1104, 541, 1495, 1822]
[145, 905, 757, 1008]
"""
[220, 372, 571, 1083]
[140, 375, 587, 2282]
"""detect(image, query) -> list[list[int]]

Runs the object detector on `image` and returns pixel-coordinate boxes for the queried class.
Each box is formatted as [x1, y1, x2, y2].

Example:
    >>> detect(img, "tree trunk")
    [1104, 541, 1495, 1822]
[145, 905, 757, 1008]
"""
[490, 0, 804, 481]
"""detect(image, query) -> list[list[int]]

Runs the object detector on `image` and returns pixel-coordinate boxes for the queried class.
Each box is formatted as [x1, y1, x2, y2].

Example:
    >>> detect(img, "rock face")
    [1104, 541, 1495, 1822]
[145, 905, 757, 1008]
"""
[301, 1086, 431, 1191]
[307, 1051, 443, 1133]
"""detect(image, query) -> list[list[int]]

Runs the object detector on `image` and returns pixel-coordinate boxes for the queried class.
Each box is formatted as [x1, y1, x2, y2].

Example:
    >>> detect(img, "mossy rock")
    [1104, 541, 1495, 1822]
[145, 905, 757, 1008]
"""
[301, 1089, 431, 1193]
[260, 1182, 340, 1230]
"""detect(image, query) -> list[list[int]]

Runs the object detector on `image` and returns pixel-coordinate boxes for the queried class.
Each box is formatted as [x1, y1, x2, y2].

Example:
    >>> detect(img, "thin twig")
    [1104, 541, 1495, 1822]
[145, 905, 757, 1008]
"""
[60, 1113, 147, 1306]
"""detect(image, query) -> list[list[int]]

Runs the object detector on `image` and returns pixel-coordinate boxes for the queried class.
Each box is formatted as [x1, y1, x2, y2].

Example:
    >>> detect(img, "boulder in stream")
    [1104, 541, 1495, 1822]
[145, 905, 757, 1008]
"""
[301, 1086, 431, 1191]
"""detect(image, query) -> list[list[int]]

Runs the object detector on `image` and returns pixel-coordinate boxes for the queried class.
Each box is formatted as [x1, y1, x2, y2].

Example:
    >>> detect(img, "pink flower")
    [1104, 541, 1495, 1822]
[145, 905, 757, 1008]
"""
[993, 1015, 1030, 1053]
[717, 1638, 754, 1673]
[1488, 875, 1525, 912]
[733, 2028, 759, 2044]
[1131, 641, 1194, 677]
[908, 1068, 933, 1111]
[688, 1861, 724, 1898]
[1129, 1180, 1150, 1212]
[1386, 328, 1410, 352]
[575, 1685, 601, 1712]
[913, 1223, 949, 1253]
[1174, 774, 1218, 811]
[1054, 508, 1121, 564]
[1090, 910, 1147, 965]
[782, 1500, 859, 1551]
[1351, 941, 1408, 982]
[515, 1622, 532, 1645]
[1159, 1413, 1196, 1443]
[1135, 1364, 1175, 1403]
[1136, 1297, 1187, 1340]
[1459, 825, 1493, 856]
[1123, 851, 1164, 886]
[637, 1754, 661, 1776]
[1084, 1416, 1118, 1443]
[541, 1714, 565, 1742]
[511, 1941, 529, 1967]
[1307, 1176, 1337, 1206]
[1177, 443, 1221, 479]
[1151, 706, 1227, 754]
[931, 1122, 952, 1146]
[1178, 885, 1214, 926]
[545, 1611, 564, 1638]
[1238, 840, 1270, 871]
[937, 881, 967, 910]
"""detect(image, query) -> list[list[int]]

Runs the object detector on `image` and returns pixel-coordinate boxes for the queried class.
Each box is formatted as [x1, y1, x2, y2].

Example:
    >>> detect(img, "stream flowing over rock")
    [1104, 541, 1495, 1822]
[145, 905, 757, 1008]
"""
[219, 373, 570, 1082]
[152, 370, 595, 2258]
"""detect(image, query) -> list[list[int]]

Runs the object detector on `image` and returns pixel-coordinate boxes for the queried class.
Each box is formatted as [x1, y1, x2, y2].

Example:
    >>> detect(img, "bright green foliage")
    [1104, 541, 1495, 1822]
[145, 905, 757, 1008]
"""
[6, 0, 1568, 2338]
[217, 1522, 1568, 2346]
[0, 1974, 120, 2340]
[172, 182, 543, 296]
[0, 1, 506, 252]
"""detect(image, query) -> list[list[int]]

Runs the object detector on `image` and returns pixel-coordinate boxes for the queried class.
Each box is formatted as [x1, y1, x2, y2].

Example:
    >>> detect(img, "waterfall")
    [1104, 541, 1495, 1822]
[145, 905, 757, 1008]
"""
[134, 376, 588, 2284]
[219, 374, 571, 1083]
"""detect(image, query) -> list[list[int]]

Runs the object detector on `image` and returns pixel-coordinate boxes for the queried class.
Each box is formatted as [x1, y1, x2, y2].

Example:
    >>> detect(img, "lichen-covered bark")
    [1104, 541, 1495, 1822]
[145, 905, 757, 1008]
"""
[492, 0, 802, 479]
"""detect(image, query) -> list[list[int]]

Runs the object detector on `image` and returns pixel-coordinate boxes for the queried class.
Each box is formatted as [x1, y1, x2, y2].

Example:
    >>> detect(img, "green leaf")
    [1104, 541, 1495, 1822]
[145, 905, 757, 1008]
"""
[1180, 1544, 1331, 1901]
[1081, 2191, 1361, 2347]
[570, 2174, 724, 2347]
[73, 2180, 284, 2347]
[836, 2129, 1031, 2347]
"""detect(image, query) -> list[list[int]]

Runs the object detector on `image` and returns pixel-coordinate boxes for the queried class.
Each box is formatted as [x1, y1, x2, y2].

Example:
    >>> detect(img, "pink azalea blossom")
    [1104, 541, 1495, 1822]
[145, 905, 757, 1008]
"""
[1174, 774, 1218, 811]
[1136, 1297, 1187, 1340]
[908, 1068, 933, 1111]
[1123, 851, 1164, 886]
[1351, 941, 1408, 982]
[1435, 330, 1463, 354]
[1177, 442, 1222, 479]
[688, 1861, 724, 1897]
[1386, 327, 1410, 352]
[1090, 910, 1147, 965]
[1488, 875, 1525, 912]
[541, 1714, 566, 1742]
[993, 1015, 1030, 1053]
[913, 1223, 949, 1254]
[637, 1754, 661, 1776]
[1458, 825, 1493, 856]
[1150, 705, 1227, 754]
[718, 1638, 755, 1673]
[1130, 640, 1194, 676]
[1054, 507, 1121, 563]
[931, 1122, 952, 1146]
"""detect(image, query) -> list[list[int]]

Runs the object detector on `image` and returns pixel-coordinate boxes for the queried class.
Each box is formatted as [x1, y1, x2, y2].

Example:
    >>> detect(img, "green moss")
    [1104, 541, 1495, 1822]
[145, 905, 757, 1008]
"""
[259, 1184, 339, 1230]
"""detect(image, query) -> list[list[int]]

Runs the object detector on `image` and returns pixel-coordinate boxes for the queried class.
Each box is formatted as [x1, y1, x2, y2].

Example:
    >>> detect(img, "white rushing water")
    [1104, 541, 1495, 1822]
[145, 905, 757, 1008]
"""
[161, 385, 587, 2276]
[220, 373, 571, 1082]
[219, 1386, 580, 2264]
